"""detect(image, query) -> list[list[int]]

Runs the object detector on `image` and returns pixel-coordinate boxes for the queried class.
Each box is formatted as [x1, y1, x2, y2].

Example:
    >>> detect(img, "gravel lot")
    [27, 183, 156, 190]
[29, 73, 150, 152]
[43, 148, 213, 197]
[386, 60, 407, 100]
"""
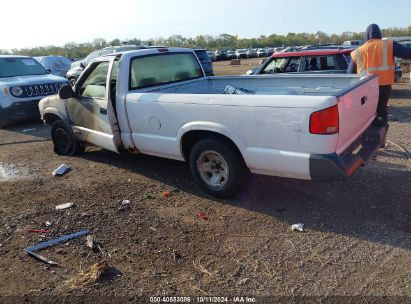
[0, 58, 410, 303]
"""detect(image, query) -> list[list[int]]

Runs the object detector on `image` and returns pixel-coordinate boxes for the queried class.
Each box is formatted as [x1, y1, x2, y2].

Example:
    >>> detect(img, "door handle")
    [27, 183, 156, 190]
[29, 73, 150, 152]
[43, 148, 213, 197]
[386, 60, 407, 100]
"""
[361, 96, 368, 105]
[100, 108, 107, 115]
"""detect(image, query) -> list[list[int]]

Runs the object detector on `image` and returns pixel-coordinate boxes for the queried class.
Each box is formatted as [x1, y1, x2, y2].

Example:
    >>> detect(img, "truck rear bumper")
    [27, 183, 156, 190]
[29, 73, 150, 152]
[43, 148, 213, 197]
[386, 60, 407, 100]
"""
[309, 118, 386, 181]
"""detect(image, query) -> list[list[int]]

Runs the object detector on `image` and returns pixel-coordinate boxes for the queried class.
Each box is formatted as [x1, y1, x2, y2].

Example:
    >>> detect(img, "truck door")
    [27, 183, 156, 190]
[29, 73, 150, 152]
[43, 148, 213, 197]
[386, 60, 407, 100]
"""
[66, 59, 119, 153]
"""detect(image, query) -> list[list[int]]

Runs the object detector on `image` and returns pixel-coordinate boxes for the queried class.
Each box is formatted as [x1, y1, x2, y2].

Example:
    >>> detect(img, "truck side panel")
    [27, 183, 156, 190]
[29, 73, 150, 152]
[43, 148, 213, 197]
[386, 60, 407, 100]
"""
[123, 93, 340, 179]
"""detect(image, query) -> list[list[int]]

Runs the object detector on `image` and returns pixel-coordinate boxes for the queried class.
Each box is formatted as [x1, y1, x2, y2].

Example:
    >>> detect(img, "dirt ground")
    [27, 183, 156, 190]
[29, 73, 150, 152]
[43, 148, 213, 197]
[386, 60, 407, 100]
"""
[0, 58, 410, 303]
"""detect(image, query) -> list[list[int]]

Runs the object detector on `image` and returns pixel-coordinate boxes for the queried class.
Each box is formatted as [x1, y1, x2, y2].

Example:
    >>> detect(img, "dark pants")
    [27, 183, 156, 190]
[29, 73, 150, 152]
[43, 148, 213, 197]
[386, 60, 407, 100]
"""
[377, 85, 392, 130]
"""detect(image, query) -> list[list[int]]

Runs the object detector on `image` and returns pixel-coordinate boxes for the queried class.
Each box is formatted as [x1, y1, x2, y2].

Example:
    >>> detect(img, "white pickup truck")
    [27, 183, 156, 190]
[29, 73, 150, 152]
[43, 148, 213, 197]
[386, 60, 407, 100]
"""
[39, 48, 385, 197]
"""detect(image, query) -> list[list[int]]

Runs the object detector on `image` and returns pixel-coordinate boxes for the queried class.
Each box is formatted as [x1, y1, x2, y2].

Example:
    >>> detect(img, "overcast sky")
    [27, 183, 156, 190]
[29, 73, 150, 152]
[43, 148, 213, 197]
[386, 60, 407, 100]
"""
[1, 0, 410, 49]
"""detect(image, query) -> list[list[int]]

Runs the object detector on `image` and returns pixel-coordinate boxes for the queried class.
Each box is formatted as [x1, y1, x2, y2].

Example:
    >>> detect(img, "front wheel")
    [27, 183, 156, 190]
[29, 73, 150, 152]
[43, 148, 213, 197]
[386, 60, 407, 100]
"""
[189, 138, 248, 197]
[51, 120, 85, 155]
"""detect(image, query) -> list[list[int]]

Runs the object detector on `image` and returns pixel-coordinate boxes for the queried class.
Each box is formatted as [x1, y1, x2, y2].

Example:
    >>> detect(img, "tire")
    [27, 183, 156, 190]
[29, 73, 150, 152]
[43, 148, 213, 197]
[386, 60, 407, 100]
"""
[0, 108, 8, 128]
[51, 120, 85, 155]
[189, 138, 248, 197]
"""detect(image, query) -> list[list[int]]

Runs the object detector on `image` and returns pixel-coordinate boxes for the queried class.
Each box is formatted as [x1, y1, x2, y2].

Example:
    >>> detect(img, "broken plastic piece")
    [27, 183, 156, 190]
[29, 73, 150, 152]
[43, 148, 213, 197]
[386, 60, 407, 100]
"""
[55, 202, 75, 210]
[52, 164, 71, 176]
[27, 229, 50, 233]
[197, 212, 208, 220]
[25, 230, 90, 253]
[162, 191, 171, 198]
[291, 223, 304, 232]
[86, 235, 95, 250]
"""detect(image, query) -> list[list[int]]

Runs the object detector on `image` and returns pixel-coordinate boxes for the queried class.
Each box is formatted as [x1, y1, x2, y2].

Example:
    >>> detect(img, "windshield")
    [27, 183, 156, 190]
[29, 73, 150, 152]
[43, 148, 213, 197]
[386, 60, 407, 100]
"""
[0, 57, 48, 78]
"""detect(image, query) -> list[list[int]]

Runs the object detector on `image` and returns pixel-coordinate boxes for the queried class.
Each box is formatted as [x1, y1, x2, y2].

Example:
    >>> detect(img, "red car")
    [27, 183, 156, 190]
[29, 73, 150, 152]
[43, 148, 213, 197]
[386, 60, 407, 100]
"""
[251, 48, 354, 75]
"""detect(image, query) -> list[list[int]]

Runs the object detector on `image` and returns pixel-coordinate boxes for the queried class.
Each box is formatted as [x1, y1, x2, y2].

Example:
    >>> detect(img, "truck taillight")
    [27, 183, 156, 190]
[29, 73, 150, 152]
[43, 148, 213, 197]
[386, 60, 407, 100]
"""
[309, 105, 339, 135]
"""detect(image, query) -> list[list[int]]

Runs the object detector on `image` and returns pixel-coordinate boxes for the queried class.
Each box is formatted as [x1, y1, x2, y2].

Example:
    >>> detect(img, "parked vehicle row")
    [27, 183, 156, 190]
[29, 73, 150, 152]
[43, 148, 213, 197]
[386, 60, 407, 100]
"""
[207, 47, 282, 61]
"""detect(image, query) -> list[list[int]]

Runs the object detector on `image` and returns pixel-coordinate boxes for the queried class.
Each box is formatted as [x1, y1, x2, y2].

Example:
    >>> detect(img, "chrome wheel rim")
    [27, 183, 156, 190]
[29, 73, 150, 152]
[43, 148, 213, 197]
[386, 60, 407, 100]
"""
[197, 150, 229, 188]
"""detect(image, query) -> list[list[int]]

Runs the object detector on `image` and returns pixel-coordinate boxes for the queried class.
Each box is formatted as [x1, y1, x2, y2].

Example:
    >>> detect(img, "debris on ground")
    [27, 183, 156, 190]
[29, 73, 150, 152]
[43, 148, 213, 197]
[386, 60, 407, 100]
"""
[118, 199, 131, 212]
[197, 212, 208, 220]
[55, 202, 75, 210]
[22, 128, 36, 133]
[52, 164, 71, 176]
[86, 235, 95, 250]
[24, 230, 90, 265]
[162, 191, 171, 198]
[172, 249, 181, 261]
[291, 223, 304, 232]
[26, 251, 58, 266]
[65, 260, 109, 289]
[27, 229, 50, 234]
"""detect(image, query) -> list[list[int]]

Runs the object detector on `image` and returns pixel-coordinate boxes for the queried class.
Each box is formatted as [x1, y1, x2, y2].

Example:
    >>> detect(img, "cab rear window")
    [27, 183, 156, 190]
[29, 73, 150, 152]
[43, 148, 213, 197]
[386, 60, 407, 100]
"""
[129, 53, 203, 89]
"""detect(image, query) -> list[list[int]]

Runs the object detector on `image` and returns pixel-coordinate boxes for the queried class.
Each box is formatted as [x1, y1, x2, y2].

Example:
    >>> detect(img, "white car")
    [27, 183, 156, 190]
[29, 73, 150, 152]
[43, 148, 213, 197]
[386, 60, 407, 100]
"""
[257, 49, 268, 57]
[0, 55, 68, 128]
[235, 49, 248, 59]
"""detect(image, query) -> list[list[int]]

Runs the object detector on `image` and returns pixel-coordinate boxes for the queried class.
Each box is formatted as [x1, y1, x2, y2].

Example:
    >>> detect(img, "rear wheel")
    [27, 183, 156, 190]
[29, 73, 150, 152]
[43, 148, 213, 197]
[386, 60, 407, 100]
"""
[51, 120, 85, 155]
[189, 138, 248, 197]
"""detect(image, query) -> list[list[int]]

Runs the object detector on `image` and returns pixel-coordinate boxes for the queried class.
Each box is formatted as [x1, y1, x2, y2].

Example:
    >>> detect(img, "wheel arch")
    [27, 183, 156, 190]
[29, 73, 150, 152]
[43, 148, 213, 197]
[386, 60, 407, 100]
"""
[42, 110, 69, 126]
[179, 125, 247, 165]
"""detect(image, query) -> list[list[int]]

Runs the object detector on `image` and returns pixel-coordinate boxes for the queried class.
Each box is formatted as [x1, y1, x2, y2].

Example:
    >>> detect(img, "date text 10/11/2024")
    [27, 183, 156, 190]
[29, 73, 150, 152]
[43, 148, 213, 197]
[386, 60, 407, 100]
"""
[149, 296, 257, 303]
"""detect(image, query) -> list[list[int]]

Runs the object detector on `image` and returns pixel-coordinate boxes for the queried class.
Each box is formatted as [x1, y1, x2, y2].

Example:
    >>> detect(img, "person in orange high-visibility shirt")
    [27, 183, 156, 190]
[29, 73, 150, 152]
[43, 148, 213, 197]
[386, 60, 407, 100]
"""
[348, 24, 411, 144]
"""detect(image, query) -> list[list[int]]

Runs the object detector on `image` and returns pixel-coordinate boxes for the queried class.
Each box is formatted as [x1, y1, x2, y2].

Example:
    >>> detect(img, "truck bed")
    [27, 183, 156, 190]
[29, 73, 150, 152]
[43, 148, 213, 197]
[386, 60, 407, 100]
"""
[143, 74, 368, 97]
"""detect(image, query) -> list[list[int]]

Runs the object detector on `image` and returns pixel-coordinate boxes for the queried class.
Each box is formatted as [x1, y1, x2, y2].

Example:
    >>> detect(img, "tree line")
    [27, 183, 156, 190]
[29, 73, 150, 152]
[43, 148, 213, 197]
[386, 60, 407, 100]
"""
[1, 26, 410, 58]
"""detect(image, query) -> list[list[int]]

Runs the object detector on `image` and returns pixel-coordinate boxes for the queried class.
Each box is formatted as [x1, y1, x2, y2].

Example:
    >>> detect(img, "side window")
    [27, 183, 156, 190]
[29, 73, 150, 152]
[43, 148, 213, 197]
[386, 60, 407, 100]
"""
[130, 53, 203, 89]
[261, 58, 290, 74]
[304, 56, 320, 71]
[79, 62, 109, 98]
[284, 57, 300, 72]
[320, 56, 337, 70]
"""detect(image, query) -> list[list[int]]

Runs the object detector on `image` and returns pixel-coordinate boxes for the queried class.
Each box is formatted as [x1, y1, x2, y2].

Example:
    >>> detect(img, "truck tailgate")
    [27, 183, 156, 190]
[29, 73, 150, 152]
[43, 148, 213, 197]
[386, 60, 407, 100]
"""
[336, 75, 379, 155]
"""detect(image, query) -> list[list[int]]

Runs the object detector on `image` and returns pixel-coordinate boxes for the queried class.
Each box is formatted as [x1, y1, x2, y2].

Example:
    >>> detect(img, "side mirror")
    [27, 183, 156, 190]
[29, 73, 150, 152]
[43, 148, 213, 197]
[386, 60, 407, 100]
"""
[80, 61, 85, 68]
[245, 69, 254, 75]
[46, 69, 52, 74]
[59, 84, 75, 99]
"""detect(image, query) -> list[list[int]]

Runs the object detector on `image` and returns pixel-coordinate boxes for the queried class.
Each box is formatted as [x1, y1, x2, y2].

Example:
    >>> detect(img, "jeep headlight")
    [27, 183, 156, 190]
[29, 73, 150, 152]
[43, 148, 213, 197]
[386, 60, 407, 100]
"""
[10, 86, 23, 97]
